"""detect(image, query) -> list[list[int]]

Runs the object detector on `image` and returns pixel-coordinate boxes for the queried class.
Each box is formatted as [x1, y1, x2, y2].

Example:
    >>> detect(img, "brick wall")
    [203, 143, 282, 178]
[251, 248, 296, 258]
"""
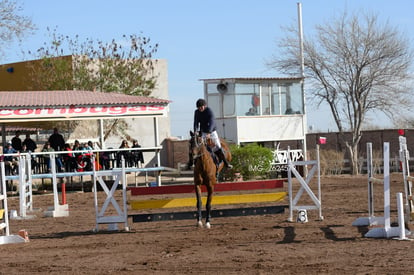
[306, 129, 414, 159]
[165, 129, 414, 169]
[163, 138, 189, 168]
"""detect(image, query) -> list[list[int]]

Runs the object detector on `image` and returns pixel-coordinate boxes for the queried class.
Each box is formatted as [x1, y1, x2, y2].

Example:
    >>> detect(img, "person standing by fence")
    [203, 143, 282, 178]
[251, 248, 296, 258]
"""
[48, 128, 65, 151]
[131, 139, 144, 167]
[23, 133, 37, 152]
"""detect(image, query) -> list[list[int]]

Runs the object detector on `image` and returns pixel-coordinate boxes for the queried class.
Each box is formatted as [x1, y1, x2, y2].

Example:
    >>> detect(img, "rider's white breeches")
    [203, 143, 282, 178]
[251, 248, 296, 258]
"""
[201, 131, 221, 152]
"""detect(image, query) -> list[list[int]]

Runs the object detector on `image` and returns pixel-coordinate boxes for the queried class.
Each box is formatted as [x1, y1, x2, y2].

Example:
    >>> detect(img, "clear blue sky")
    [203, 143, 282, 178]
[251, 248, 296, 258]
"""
[3, 0, 414, 137]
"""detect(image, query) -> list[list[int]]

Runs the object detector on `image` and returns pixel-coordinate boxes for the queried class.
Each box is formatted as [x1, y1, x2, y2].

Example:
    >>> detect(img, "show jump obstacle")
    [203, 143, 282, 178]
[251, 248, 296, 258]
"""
[287, 145, 323, 222]
[93, 157, 129, 232]
[128, 179, 287, 223]
[0, 162, 28, 245]
[398, 136, 414, 222]
[352, 142, 411, 239]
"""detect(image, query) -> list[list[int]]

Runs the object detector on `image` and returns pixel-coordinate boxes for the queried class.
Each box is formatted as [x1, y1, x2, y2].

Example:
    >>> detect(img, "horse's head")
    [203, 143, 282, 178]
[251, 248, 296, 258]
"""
[189, 130, 203, 157]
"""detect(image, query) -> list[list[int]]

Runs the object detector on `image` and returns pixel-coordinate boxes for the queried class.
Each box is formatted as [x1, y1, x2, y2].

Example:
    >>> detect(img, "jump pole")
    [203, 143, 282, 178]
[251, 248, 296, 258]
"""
[61, 182, 66, 205]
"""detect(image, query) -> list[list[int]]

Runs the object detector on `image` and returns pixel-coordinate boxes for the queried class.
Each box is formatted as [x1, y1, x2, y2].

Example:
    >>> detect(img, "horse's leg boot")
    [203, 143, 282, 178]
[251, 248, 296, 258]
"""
[215, 148, 233, 169]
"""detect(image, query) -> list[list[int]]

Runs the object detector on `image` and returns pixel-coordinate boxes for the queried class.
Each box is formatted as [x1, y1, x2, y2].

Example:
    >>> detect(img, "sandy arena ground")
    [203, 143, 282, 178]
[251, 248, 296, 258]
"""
[1, 173, 413, 274]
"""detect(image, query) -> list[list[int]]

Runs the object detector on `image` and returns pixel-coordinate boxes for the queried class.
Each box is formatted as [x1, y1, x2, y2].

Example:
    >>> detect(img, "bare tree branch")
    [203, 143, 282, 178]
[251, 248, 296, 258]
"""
[0, 0, 35, 59]
[268, 11, 414, 174]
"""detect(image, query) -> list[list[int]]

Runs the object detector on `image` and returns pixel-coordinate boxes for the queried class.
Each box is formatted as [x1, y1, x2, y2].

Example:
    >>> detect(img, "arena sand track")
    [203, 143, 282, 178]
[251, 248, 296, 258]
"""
[1, 174, 413, 275]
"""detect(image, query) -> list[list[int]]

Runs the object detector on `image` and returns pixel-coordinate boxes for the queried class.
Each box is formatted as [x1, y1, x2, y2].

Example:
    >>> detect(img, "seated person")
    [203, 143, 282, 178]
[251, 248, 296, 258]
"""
[245, 107, 257, 116]
[3, 142, 18, 175]
[42, 142, 63, 172]
[21, 144, 38, 172]
[285, 108, 294, 114]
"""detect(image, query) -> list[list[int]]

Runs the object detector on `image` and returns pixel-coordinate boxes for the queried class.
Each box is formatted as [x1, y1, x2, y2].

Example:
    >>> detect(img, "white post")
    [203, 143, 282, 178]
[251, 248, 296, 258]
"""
[18, 156, 27, 217]
[99, 119, 105, 149]
[153, 117, 161, 186]
[287, 147, 293, 222]
[396, 192, 408, 240]
[316, 144, 322, 219]
[383, 143, 391, 231]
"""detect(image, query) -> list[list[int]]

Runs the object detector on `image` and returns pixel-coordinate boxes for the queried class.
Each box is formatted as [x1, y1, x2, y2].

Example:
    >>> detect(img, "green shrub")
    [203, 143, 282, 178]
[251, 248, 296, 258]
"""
[228, 143, 274, 180]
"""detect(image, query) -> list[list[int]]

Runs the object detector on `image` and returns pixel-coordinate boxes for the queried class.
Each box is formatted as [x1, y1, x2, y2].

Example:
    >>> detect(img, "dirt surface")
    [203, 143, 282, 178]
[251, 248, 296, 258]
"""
[1, 174, 413, 274]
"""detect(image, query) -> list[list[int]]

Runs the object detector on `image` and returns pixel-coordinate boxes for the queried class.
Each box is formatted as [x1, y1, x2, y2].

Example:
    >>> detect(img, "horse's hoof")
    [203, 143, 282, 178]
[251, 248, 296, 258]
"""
[205, 222, 211, 229]
[197, 221, 203, 228]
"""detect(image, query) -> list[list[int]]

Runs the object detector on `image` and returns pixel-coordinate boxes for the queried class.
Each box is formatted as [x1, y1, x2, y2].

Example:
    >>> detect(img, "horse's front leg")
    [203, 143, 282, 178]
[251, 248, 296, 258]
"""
[205, 185, 213, 229]
[195, 185, 203, 227]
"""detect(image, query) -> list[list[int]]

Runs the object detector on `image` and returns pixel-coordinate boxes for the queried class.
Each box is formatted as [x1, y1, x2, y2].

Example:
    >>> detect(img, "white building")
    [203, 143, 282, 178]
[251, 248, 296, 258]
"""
[201, 77, 306, 150]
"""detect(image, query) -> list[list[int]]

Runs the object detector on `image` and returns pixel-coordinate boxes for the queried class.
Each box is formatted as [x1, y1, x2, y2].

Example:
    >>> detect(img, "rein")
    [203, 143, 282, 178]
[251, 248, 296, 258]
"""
[192, 136, 211, 160]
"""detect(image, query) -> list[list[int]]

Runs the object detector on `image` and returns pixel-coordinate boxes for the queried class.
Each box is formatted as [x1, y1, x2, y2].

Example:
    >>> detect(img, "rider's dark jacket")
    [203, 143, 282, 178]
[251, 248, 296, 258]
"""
[193, 107, 217, 134]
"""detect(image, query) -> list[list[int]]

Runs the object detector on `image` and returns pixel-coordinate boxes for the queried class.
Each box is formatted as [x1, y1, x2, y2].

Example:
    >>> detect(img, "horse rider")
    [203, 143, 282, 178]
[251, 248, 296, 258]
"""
[193, 98, 232, 169]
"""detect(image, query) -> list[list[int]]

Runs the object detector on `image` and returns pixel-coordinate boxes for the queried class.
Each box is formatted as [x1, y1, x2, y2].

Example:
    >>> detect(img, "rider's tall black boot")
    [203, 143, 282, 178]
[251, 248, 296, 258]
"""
[215, 148, 233, 169]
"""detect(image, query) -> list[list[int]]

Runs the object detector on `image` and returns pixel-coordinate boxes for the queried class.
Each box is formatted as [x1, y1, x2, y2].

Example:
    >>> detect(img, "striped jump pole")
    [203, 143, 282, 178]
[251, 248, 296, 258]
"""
[128, 179, 287, 223]
[130, 192, 287, 210]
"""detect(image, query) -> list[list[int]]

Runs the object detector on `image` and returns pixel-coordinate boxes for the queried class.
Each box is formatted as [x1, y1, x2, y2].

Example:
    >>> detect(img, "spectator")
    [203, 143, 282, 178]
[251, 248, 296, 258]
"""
[63, 143, 77, 172]
[81, 143, 93, 171]
[48, 127, 65, 151]
[11, 130, 22, 151]
[42, 142, 63, 172]
[285, 108, 294, 114]
[21, 144, 38, 172]
[22, 133, 37, 152]
[117, 140, 131, 167]
[3, 142, 18, 175]
[245, 107, 256, 116]
[99, 151, 111, 170]
[87, 140, 94, 150]
[131, 139, 144, 167]
[72, 140, 82, 157]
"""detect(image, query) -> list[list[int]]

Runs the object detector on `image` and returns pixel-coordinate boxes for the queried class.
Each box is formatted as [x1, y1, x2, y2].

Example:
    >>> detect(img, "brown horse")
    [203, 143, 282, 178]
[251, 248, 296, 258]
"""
[189, 131, 231, 228]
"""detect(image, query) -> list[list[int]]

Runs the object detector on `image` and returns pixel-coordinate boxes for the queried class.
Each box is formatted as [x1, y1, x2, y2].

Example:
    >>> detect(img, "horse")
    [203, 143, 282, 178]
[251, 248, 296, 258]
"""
[189, 130, 231, 228]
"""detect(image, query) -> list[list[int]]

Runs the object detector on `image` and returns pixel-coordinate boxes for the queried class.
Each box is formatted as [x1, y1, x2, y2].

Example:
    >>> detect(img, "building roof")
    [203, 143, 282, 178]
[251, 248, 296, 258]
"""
[0, 90, 170, 108]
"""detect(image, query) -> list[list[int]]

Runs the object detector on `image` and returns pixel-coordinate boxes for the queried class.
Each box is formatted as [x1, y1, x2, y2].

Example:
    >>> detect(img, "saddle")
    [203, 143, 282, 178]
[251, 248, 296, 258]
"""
[206, 146, 220, 168]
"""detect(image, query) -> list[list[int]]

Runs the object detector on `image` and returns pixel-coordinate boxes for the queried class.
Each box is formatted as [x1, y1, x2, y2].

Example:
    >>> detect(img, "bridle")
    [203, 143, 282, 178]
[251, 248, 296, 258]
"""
[191, 134, 208, 159]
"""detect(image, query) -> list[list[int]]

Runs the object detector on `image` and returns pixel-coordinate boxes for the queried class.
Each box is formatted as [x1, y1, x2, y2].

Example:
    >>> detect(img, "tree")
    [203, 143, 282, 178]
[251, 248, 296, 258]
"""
[268, 12, 413, 175]
[24, 28, 159, 139]
[26, 28, 159, 96]
[0, 0, 35, 59]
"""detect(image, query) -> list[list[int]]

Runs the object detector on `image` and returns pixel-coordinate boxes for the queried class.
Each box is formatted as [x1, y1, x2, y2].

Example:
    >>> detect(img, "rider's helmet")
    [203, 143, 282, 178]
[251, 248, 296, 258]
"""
[196, 98, 206, 108]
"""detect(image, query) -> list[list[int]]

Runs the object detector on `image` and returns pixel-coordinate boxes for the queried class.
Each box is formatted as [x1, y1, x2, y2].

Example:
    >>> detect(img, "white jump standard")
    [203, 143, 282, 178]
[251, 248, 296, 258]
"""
[352, 142, 411, 239]
[398, 136, 414, 222]
[0, 162, 27, 245]
[287, 145, 323, 222]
